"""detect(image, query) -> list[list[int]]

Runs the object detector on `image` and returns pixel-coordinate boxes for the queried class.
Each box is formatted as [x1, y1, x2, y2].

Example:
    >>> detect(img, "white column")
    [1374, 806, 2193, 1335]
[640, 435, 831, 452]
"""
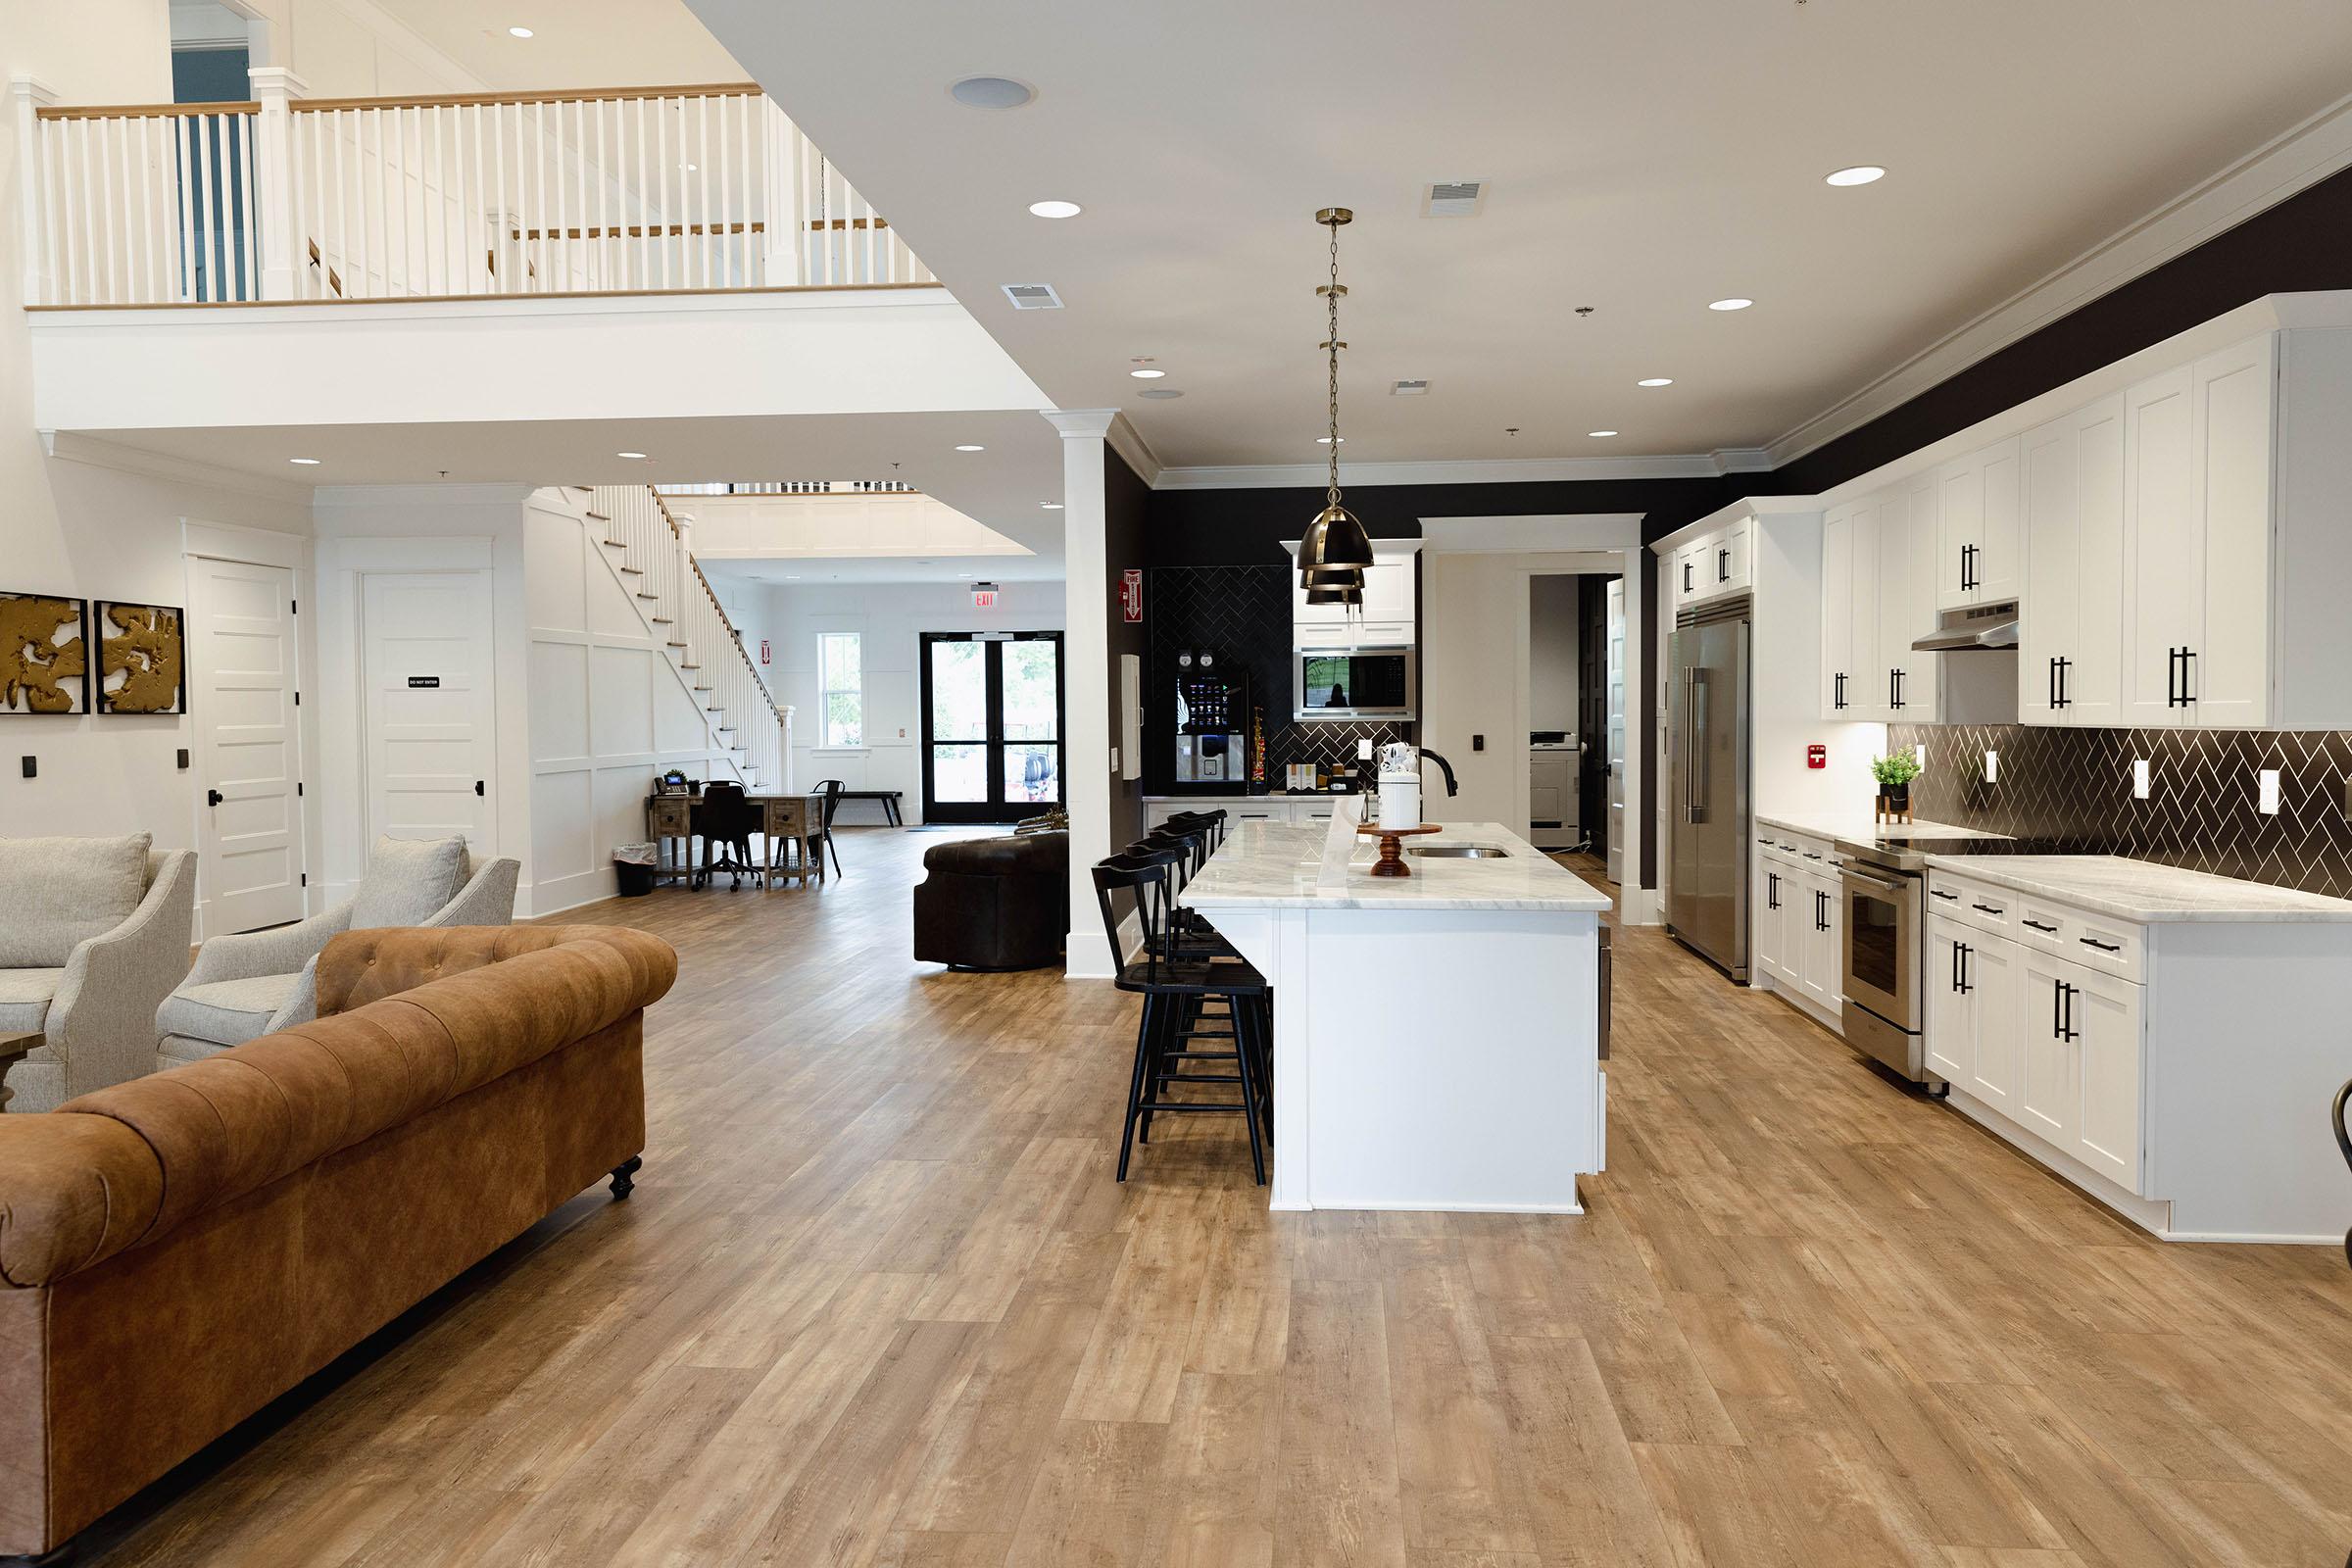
[10, 76, 58, 307]
[247, 67, 308, 301]
[1050, 409, 1121, 978]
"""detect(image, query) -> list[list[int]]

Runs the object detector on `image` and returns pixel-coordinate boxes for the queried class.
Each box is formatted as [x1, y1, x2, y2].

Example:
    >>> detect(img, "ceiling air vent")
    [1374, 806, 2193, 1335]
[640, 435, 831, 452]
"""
[1421, 180, 1487, 218]
[1392, 378, 1430, 395]
[1002, 282, 1063, 310]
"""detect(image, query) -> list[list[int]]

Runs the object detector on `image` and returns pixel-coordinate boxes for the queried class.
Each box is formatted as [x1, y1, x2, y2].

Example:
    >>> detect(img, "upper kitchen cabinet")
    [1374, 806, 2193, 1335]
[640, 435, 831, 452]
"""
[1292, 547, 1417, 648]
[1886, 474, 1940, 721]
[1672, 517, 1752, 611]
[2019, 395, 2125, 726]
[1936, 436, 2021, 610]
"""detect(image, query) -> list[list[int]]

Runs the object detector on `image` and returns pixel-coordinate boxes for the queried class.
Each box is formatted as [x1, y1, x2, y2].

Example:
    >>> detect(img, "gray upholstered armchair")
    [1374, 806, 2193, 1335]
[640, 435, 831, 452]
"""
[0, 843, 198, 1113]
[155, 837, 520, 1069]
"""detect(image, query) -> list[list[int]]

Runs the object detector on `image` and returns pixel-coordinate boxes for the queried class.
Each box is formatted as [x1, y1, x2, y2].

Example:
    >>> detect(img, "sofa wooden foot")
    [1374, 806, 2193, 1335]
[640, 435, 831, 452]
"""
[610, 1154, 643, 1200]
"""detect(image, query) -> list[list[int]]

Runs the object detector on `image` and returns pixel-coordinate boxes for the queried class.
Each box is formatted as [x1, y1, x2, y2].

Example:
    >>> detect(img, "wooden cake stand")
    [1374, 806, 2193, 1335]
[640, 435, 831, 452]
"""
[1355, 820, 1442, 876]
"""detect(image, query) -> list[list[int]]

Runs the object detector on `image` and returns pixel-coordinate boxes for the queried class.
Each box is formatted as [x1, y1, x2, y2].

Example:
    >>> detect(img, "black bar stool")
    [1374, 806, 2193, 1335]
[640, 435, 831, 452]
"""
[1093, 854, 1272, 1184]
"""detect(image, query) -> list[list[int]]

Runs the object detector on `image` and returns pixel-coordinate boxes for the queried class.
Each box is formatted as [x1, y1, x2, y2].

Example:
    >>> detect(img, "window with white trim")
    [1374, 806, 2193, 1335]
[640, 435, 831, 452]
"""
[820, 631, 863, 747]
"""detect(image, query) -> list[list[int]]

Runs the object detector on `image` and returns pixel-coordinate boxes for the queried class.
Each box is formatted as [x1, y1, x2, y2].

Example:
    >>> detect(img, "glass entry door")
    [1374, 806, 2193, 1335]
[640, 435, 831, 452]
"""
[919, 631, 1064, 823]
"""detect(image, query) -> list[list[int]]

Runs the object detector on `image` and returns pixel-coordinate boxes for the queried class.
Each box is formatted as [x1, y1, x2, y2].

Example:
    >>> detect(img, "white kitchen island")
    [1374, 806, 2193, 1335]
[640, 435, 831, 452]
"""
[1180, 816, 1611, 1213]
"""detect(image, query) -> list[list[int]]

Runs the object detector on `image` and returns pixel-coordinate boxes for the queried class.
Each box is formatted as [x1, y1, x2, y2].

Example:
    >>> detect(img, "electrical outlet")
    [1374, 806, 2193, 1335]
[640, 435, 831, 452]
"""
[1983, 749, 1999, 784]
[2258, 767, 2280, 815]
[1108, 747, 1119, 773]
[2133, 759, 2151, 800]
[1913, 743, 1927, 770]
[1356, 737, 1374, 760]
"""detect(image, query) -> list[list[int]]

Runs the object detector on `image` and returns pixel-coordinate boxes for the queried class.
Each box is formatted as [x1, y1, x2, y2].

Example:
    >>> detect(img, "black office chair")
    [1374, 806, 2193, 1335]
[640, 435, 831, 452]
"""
[692, 780, 763, 890]
[809, 778, 847, 878]
[1093, 851, 1271, 1184]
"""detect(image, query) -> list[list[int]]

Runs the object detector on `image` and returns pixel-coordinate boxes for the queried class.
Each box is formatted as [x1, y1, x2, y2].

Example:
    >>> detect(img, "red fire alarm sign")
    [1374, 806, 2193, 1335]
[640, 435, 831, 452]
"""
[1806, 744, 1827, 769]
[759, 638, 771, 666]
[1120, 568, 1144, 623]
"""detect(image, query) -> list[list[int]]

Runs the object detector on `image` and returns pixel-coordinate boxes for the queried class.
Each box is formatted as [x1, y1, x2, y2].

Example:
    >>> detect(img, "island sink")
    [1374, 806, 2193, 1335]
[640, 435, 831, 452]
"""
[1410, 844, 1507, 858]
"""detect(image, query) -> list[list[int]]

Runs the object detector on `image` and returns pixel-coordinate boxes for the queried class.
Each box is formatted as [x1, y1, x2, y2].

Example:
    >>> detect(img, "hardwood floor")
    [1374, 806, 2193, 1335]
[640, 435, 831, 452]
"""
[83, 827, 2352, 1567]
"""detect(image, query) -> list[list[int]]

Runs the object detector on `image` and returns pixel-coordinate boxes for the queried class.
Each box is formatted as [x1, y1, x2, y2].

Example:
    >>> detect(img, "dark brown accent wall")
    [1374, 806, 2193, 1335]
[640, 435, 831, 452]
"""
[1889, 722, 2352, 900]
[1104, 449, 1151, 847]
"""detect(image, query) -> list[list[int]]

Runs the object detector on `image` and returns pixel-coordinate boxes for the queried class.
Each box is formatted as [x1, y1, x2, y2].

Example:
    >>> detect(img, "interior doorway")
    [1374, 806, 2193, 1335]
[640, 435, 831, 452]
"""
[188, 555, 306, 933]
[1527, 570, 1621, 882]
[918, 630, 1064, 824]
[360, 571, 497, 854]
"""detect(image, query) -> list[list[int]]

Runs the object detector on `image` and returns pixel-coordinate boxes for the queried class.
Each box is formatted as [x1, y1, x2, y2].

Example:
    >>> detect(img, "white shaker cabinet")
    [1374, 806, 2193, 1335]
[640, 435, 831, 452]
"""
[1936, 437, 2021, 611]
[1820, 503, 1859, 718]
[2018, 396, 2125, 726]
[1881, 479, 1939, 721]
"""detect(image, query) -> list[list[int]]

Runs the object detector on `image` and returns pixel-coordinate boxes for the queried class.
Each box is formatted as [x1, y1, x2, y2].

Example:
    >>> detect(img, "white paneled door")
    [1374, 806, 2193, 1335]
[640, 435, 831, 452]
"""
[189, 557, 307, 933]
[362, 571, 497, 854]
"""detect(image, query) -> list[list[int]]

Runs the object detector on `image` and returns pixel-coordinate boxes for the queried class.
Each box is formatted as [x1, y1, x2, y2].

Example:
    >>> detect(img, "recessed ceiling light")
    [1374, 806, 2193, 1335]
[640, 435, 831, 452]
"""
[785, 574, 802, 580]
[506, 25, 533, 38]
[1136, 388, 1183, 399]
[616, 450, 648, 459]
[1825, 165, 1886, 187]
[1129, 368, 1166, 379]
[950, 75, 1035, 111]
[1637, 377, 1674, 388]
[1315, 436, 1346, 445]
[1587, 429, 1619, 438]
[1041, 502, 1064, 510]
[1708, 297, 1754, 312]
[1028, 199, 1082, 220]
[288, 456, 320, 466]
[955, 444, 985, 452]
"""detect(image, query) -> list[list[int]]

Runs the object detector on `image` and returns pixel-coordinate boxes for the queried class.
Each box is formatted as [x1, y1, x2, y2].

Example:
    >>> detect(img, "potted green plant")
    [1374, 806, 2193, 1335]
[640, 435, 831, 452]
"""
[1872, 752, 1922, 821]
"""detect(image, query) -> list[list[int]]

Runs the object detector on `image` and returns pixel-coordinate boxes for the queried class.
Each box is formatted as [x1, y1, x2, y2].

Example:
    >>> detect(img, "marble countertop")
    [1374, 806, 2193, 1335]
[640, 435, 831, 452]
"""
[1180, 819, 1613, 912]
[1923, 855, 2352, 923]
[1755, 808, 2005, 846]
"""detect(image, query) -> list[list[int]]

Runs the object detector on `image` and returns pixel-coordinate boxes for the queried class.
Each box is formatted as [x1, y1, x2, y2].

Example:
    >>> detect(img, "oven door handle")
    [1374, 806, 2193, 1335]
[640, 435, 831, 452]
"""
[1840, 867, 1906, 894]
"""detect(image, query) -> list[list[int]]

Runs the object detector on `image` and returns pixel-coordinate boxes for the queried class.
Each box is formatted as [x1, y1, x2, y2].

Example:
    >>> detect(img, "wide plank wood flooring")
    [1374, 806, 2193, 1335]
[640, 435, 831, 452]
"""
[83, 828, 2352, 1566]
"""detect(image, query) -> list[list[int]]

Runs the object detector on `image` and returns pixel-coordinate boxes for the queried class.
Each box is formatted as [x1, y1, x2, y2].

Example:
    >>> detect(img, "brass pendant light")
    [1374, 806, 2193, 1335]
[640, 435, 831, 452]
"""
[1297, 206, 1372, 606]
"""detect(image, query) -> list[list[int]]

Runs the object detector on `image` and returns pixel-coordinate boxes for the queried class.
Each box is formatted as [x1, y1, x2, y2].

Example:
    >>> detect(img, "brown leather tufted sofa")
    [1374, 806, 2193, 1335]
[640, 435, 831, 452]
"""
[0, 923, 677, 1560]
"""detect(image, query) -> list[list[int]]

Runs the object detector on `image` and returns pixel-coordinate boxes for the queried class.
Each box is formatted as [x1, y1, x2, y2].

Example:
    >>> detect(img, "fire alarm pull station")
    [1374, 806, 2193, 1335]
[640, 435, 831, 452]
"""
[1806, 744, 1827, 769]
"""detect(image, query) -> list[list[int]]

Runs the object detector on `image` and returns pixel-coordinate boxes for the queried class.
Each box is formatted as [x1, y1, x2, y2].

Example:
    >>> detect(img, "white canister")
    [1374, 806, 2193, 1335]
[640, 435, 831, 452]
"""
[1377, 773, 1421, 830]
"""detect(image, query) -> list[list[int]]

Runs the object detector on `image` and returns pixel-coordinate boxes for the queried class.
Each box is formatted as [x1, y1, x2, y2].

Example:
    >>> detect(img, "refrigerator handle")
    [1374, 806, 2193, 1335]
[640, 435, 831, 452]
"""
[1685, 669, 1708, 823]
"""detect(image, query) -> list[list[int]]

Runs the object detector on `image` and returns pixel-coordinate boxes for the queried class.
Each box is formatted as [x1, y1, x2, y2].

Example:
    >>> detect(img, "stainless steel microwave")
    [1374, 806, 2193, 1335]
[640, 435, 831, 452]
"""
[1294, 646, 1417, 721]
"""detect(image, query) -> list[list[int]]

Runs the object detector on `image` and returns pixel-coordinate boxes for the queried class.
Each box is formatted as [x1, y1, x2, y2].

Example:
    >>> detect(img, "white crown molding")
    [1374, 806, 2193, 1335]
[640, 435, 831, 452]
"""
[1710, 447, 1774, 474]
[38, 430, 313, 504]
[1153, 454, 1730, 490]
[1041, 408, 1120, 439]
[1103, 412, 1163, 487]
[1763, 87, 2352, 470]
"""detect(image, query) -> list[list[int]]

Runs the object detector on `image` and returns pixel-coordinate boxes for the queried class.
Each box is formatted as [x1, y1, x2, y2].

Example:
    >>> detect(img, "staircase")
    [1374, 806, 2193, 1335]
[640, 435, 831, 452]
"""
[582, 484, 790, 791]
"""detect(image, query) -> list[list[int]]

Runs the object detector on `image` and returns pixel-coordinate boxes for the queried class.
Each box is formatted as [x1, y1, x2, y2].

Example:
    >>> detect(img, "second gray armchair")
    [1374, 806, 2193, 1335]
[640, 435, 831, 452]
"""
[156, 837, 519, 1069]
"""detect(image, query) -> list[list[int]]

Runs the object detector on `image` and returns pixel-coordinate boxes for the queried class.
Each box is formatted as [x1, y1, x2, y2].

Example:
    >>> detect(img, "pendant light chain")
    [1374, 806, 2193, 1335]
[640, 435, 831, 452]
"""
[1326, 216, 1343, 509]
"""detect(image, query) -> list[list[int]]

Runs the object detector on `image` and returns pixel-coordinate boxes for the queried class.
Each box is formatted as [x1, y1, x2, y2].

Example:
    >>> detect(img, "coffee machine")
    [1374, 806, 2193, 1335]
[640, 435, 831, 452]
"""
[1173, 649, 1250, 790]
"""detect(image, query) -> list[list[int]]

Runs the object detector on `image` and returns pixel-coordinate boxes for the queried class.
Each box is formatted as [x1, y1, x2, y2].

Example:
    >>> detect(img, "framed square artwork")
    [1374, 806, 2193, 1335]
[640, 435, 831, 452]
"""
[0, 591, 89, 714]
[92, 600, 187, 716]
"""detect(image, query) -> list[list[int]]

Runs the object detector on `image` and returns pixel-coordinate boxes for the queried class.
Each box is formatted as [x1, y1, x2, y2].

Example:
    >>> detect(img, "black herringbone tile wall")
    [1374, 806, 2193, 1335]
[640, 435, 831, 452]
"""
[1888, 722, 2352, 899]
[1146, 565, 1403, 795]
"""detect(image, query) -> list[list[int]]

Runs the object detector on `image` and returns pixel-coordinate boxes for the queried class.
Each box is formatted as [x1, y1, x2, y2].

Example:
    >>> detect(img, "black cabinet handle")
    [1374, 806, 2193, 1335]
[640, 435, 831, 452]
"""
[1684, 562, 1694, 592]
[1930, 888, 1958, 902]
[2061, 983, 2080, 1042]
[2180, 649, 2195, 705]
[1766, 871, 1779, 911]
[1961, 944, 1973, 994]
[2053, 980, 2065, 1040]
[2022, 918, 2058, 934]
[2079, 935, 2121, 954]
[1834, 671, 1846, 710]
[1971, 903, 2003, 915]
[2048, 656, 2058, 710]
[2056, 658, 2071, 709]
[206, 788, 223, 807]
[1719, 547, 1730, 582]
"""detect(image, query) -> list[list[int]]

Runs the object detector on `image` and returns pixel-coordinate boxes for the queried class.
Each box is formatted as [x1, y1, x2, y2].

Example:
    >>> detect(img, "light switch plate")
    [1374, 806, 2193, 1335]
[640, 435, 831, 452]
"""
[1913, 743, 1928, 770]
[2259, 767, 2280, 815]
[2133, 759, 2151, 800]
[1108, 747, 1119, 773]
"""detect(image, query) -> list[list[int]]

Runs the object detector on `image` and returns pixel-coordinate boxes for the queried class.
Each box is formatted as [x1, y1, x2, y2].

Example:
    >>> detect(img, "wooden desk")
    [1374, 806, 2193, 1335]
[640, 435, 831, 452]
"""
[0, 1030, 40, 1111]
[645, 792, 826, 885]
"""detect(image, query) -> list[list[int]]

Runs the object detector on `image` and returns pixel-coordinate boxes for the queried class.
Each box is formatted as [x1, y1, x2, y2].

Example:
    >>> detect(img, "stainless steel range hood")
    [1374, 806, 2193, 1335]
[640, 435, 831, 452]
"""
[1913, 600, 2019, 651]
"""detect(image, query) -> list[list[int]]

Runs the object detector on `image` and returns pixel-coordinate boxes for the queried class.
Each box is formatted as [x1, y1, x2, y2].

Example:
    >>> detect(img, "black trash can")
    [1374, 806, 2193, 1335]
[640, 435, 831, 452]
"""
[614, 858, 656, 897]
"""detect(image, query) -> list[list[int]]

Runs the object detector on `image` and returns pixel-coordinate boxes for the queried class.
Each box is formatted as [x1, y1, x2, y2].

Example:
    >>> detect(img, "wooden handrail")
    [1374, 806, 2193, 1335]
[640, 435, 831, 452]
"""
[512, 221, 765, 241]
[808, 217, 891, 231]
[37, 100, 258, 121]
[648, 490, 786, 718]
[291, 81, 761, 114]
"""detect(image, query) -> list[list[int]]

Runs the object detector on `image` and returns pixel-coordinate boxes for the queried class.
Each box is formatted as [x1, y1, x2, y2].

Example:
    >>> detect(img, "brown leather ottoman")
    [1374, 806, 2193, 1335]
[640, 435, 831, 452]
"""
[912, 831, 1068, 970]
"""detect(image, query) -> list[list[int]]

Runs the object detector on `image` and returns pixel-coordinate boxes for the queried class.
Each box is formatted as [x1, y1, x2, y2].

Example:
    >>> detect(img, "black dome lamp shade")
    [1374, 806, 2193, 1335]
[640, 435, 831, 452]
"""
[1298, 207, 1374, 592]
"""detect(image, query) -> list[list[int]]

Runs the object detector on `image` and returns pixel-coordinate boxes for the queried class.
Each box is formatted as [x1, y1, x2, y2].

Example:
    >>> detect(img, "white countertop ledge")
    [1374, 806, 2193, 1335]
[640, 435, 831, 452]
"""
[1923, 854, 2352, 923]
[1180, 819, 1612, 911]
[1755, 808, 2007, 846]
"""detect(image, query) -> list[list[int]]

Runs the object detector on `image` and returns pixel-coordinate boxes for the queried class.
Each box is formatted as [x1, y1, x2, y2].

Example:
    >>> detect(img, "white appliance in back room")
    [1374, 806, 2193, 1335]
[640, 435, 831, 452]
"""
[1530, 733, 1581, 849]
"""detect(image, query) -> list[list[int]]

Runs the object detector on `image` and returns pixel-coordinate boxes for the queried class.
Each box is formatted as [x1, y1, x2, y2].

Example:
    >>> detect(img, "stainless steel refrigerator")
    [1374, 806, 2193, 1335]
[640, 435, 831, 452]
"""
[1666, 602, 1750, 980]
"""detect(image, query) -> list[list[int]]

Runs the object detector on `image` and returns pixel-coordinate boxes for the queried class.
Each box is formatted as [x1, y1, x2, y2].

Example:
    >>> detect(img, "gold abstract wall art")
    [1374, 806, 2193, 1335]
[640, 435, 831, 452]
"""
[93, 601, 187, 715]
[0, 592, 88, 714]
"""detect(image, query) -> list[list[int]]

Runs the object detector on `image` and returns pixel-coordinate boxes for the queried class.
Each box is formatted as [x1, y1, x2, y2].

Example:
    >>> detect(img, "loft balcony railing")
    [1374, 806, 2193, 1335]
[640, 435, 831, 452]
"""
[655, 480, 920, 496]
[10, 75, 934, 308]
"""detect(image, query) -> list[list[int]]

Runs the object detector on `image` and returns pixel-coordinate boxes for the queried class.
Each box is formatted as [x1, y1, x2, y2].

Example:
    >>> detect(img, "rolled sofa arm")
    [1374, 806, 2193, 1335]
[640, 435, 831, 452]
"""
[12, 926, 677, 1286]
[52, 851, 198, 1102]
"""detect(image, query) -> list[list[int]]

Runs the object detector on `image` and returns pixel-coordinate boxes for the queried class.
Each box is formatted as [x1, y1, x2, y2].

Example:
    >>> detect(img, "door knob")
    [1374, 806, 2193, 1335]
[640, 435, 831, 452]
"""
[474, 780, 485, 797]
[206, 788, 223, 807]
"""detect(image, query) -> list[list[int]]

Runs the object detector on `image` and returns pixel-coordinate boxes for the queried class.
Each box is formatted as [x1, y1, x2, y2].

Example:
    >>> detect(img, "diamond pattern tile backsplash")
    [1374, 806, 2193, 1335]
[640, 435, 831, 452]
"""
[1887, 723, 2352, 899]
[1146, 565, 1404, 793]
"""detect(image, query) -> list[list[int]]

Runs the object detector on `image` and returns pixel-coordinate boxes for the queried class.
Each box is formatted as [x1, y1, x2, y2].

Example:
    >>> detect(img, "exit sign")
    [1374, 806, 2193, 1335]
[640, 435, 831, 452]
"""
[970, 580, 1000, 610]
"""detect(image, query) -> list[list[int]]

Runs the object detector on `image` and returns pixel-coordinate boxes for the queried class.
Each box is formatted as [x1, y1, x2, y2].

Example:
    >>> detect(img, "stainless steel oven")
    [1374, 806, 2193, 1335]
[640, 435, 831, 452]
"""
[1294, 646, 1417, 721]
[1837, 844, 1925, 1080]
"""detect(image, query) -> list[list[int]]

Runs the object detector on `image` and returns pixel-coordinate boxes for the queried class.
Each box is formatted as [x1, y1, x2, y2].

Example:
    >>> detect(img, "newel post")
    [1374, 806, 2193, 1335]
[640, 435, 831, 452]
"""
[246, 66, 307, 300]
[10, 75, 58, 306]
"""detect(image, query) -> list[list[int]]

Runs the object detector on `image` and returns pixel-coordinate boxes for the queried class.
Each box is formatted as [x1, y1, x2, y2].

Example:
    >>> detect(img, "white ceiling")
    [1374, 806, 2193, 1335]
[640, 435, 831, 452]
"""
[370, 0, 748, 92]
[684, 0, 2352, 471]
[101, 409, 1069, 564]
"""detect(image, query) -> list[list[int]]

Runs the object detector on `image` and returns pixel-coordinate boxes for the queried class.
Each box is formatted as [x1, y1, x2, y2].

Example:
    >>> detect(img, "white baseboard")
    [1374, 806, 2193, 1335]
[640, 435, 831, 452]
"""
[528, 866, 614, 918]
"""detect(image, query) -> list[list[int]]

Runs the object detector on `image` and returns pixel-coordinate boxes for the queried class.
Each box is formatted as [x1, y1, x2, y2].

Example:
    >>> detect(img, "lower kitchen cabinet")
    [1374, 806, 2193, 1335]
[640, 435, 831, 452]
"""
[1753, 829, 1840, 1026]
